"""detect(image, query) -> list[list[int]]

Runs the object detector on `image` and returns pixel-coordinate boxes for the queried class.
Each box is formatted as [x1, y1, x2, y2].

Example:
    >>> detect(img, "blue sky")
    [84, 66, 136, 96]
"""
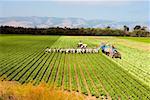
[0, 0, 149, 22]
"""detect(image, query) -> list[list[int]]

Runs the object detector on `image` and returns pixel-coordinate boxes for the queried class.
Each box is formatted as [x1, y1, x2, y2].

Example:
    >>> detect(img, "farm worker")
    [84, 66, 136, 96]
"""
[100, 43, 105, 53]
[78, 40, 83, 47]
[110, 45, 114, 57]
[82, 44, 87, 49]
[96, 48, 99, 52]
[112, 45, 117, 54]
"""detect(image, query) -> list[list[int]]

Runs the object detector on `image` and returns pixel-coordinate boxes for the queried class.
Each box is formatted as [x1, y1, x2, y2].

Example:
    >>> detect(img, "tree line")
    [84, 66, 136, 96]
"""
[0, 25, 149, 37]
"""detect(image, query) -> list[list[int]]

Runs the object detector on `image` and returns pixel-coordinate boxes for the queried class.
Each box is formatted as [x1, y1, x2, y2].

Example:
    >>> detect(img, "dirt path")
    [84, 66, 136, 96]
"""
[90, 66, 111, 99]
[77, 59, 91, 97]
[61, 54, 66, 91]
[85, 54, 111, 99]
[80, 55, 99, 96]
[68, 61, 71, 92]
[53, 58, 61, 89]
[53, 64, 60, 87]
[61, 89, 97, 100]
[74, 63, 81, 93]
[83, 63, 99, 93]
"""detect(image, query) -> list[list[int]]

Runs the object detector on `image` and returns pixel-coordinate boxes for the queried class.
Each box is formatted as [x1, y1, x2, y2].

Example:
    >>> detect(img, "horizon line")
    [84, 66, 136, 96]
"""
[0, 16, 149, 22]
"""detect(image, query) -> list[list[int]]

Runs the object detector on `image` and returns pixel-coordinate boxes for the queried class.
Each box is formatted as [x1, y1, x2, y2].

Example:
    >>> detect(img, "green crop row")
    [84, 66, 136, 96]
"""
[0, 35, 149, 99]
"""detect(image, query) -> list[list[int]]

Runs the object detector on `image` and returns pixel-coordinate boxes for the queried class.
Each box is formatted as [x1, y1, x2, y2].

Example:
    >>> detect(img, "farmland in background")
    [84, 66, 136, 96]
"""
[0, 35, 149, 99]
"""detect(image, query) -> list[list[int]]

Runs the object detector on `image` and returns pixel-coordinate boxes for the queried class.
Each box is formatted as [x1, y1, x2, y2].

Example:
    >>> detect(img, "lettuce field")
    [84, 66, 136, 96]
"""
[0, 35, 150, 99]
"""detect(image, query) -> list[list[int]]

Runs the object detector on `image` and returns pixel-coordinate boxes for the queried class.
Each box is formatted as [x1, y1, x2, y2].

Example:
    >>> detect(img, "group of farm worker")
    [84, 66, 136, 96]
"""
[45, 40, 121, 58]
[45, 48, 99, 54]
[45, 41, 99, 54]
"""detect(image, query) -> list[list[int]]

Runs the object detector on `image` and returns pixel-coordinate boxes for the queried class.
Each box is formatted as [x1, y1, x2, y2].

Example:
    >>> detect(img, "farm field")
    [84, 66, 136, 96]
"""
[0, 35, 150, 99]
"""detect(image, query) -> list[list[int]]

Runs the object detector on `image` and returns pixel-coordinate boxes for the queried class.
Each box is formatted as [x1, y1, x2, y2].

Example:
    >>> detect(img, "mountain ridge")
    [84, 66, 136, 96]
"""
[0, 16, 149, 30]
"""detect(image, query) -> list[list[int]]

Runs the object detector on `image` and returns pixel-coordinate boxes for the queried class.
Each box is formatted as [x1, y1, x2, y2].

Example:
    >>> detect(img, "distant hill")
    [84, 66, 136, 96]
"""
[0, 16, 149, 30]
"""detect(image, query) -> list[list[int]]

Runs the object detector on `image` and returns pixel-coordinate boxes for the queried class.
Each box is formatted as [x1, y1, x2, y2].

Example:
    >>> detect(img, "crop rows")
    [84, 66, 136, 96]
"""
[113, 44, 150, 86]
[0, 35, 150, 99]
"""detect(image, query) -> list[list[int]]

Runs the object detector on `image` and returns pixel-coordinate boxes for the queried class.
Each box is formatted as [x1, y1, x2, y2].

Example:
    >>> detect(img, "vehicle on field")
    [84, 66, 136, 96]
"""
[77, 41, 87, 49]
[100, 43, 121, 59]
